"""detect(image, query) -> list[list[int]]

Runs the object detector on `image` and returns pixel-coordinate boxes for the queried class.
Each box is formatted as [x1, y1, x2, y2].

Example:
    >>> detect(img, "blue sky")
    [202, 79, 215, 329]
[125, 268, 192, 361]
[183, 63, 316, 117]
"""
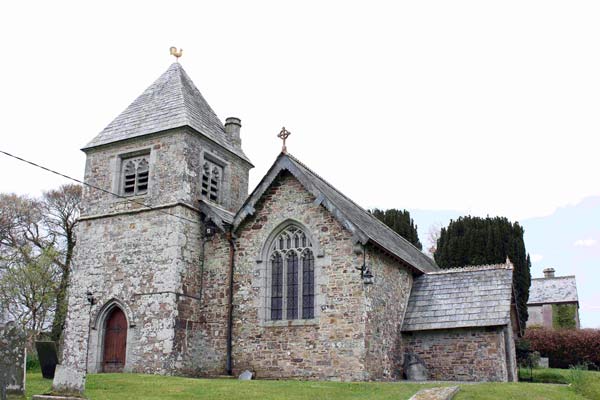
[410, 197, 600, 328]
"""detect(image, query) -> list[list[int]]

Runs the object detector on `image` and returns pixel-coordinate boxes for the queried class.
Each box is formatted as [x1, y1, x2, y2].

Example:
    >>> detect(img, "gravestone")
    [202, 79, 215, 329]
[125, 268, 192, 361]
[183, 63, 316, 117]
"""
[238, 370, 254, 380]
[0, 322, 27, 398]
[51, 365, 86, 395]
[32, 365, 87, 400]
[36, 341, 59, 379]
[404, 352, 428, 381]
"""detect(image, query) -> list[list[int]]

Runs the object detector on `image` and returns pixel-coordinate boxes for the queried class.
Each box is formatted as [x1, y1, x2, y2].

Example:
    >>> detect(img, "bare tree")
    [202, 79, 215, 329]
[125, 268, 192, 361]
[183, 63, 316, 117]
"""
[0, 184, 81, 342]
[42, 184, 81, 341]
[0, 248, 59, 345]
[426, 222, 443, 257]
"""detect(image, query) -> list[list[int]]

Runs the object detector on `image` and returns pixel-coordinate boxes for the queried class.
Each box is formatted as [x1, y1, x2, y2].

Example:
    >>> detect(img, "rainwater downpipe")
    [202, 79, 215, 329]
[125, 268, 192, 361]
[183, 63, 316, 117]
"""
[198, 236, 207, 304]
[226, 232, 236, 376]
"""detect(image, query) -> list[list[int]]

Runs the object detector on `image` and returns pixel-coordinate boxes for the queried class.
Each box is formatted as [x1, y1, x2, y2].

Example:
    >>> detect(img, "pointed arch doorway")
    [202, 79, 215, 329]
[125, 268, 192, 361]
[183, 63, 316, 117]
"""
[103, 307, 127, 372]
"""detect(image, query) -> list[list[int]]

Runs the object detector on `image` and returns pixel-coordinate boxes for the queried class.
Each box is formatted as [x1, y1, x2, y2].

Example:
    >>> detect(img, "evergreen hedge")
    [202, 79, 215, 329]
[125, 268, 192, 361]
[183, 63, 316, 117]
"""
[434, 216, 531, 331]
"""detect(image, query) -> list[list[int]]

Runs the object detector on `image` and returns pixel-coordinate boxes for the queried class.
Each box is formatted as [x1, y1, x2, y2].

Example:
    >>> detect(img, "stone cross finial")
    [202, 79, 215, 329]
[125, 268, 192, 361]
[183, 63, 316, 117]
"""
[278, 127, 291, 154]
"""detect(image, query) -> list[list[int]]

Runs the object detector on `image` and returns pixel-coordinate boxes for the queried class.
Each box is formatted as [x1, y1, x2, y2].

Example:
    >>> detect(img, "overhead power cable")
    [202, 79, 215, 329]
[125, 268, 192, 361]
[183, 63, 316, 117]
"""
[0, 149, 201, 226]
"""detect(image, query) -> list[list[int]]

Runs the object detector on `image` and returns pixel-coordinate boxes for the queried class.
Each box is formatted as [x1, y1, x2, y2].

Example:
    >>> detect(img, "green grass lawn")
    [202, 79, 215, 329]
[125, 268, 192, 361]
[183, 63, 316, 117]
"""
[24, 368, 600, 400]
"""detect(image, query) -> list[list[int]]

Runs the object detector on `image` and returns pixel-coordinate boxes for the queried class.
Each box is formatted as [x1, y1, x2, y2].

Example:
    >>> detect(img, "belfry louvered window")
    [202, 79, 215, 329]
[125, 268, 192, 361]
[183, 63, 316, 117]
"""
[201, 160, 223, 203]
[122, 156, 149, 196]
[269, 225, 315, 321]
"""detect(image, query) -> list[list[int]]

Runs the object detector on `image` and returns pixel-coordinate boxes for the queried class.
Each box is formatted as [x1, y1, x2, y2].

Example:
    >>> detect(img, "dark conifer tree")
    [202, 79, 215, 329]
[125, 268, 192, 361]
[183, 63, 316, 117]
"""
[370, 208, 423, 250]
[434, 216, 531, 331]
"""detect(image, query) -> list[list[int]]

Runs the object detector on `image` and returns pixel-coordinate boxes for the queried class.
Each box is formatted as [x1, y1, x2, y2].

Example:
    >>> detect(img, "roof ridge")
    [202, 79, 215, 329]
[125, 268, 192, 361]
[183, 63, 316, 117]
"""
[286, 153, 433, 259]
[172, 63, 193, 129]
[426, 263, 512, 275]
[200, 199, 235, 217]
[532, 275, 576, 280]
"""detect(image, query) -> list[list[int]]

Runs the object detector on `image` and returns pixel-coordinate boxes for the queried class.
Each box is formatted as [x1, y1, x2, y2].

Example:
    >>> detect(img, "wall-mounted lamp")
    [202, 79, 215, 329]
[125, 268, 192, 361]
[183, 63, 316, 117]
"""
[355, 246, 374, 285]
[86, 291, 96, 306]
[204, 224, 216, 239]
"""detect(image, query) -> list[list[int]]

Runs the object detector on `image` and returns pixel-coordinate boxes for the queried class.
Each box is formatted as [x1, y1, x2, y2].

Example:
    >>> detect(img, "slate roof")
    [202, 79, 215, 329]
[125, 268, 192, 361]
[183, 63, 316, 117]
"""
[233, 152, 439, 274]
[198, 199, 235, 231]
[528, 276, 579, 305]
[83, 63, 251, 164]
[402, 264, 514, 331]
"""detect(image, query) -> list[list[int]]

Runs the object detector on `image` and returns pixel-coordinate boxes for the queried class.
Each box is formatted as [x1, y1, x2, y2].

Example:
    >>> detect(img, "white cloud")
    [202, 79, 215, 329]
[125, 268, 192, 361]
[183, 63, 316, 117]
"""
[574, 239, 597, 247]
[530, 254, 544, 262]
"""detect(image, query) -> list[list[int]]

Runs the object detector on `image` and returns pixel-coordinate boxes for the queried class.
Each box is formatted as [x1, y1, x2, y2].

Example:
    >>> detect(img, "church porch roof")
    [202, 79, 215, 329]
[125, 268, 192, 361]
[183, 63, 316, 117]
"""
[402, 263, 514, 332]
[199, 199, 235, 232]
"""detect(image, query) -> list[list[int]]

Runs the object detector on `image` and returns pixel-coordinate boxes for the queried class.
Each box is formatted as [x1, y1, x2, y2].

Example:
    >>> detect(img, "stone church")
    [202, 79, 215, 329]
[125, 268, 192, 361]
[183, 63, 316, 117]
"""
[60, 62, 518, 382]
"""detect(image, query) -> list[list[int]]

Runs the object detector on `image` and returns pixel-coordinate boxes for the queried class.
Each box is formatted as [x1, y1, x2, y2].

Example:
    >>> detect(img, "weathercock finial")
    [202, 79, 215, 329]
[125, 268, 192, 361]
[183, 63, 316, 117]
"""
[170, 47, 183, 61]
[277, 127, 291, 154]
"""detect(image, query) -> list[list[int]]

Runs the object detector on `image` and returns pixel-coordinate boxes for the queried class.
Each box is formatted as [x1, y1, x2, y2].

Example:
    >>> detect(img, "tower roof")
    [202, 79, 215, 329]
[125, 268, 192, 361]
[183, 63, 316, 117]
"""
[83, 63, 251, 163]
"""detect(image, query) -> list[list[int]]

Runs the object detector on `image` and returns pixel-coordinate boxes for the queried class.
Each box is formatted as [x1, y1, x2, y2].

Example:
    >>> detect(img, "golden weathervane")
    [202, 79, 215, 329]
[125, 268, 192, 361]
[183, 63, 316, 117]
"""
[278, 127, 291, 154]
[170, 47, 183, 61]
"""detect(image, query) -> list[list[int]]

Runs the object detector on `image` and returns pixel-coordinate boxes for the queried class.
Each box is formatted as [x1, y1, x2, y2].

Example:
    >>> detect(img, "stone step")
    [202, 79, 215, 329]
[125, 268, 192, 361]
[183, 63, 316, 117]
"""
[408, 386, 460, 400]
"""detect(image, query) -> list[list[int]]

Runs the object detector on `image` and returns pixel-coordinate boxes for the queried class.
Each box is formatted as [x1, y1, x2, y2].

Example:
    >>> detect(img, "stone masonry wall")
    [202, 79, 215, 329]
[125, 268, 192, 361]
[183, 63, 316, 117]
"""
[504, 318, 518, 382]
[82, 127, 250, 216]
[173, 229, 230, 376]
[182, 128, 250, 213]
[233, 172, 369, 381]
[527, 304, 553, 328]
[82, 130, 188, 216]
[62, 208, 191, 374]
[62, 126, 250, 375]
[364, 249, 413, 380]
[403, 326, 509, 382]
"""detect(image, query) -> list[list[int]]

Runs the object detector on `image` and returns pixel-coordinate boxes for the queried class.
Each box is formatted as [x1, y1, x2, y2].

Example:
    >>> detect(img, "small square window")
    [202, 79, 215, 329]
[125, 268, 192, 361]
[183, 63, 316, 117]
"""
[121, 155, 149, 196]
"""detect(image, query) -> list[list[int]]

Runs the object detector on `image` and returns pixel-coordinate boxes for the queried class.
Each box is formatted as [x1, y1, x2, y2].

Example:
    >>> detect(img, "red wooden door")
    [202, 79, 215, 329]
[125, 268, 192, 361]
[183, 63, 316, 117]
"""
[103, 308, 127, 372]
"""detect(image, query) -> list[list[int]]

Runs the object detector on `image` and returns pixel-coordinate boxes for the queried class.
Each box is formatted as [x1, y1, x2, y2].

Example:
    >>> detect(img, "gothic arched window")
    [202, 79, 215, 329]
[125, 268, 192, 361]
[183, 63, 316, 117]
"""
[269, 225, 315, 320]
[122, 155, 149, 196]
[201, 160, 223, 203]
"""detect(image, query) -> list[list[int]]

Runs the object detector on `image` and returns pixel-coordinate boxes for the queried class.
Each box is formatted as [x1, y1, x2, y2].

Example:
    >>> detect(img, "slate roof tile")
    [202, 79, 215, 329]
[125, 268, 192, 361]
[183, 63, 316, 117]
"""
[83, 63, 251, 164]
[528, 276, 578, 304]
[233, 153, 439, 274]
[402, 264, 514, 331]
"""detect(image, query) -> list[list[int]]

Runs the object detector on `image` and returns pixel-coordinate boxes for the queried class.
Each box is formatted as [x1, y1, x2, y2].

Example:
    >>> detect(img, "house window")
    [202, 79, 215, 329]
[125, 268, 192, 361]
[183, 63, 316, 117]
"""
[201, 160, 223, 203]
[268, 225, 315, 320]
[121, 156, 149, 196]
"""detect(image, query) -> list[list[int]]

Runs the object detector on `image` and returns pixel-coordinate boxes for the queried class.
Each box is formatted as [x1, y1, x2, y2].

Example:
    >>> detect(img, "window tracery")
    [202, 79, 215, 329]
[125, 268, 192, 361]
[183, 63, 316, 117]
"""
[268, 225, 315, 321]
[202, 160, 223, 203]
[122, 156, 149, 196]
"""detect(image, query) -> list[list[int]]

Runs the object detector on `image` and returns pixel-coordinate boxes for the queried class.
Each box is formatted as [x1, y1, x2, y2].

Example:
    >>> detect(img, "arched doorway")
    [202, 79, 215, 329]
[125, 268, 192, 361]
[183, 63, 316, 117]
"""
[103, 307, 127, 372]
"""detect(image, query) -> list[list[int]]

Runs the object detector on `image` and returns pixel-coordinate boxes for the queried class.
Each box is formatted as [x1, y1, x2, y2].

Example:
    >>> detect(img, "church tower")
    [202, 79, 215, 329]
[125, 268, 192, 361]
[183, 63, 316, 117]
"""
[60, 62, 252, 375]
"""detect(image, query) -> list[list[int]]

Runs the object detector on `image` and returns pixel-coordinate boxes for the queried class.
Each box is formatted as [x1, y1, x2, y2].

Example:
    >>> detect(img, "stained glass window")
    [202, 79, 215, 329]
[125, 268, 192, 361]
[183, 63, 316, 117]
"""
[268, 225, 315, 321]
[271, 252, 283, 320]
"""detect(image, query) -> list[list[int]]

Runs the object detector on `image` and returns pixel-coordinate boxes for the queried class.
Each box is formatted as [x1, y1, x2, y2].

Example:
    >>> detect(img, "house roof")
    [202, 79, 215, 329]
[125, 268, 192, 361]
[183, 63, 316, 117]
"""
[402, 263, 514, 331]
[233, 152, 439, 274]
[83, 63, 251, 164]
[528, 276, 579, 305]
